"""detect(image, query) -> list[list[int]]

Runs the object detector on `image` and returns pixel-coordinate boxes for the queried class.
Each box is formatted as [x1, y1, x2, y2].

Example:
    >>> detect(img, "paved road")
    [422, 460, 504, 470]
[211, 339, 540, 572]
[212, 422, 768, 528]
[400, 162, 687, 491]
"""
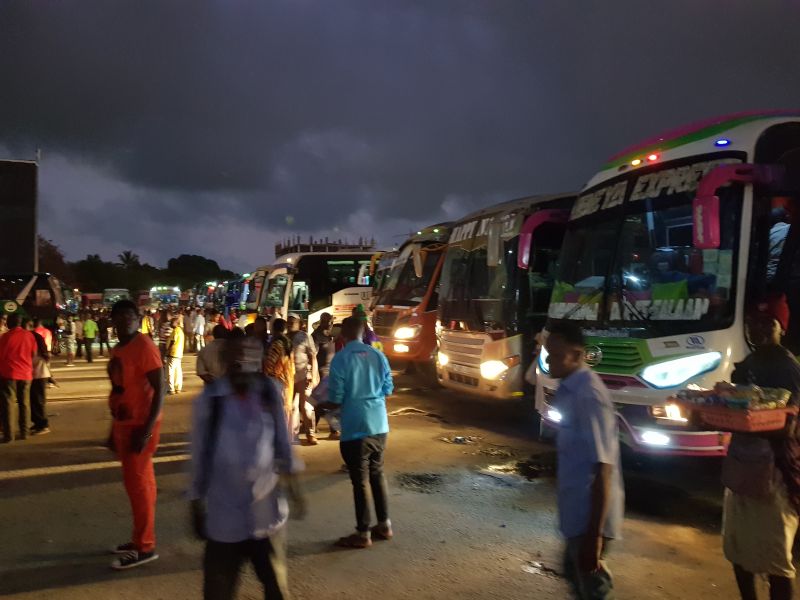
[0, 354, 757, 599]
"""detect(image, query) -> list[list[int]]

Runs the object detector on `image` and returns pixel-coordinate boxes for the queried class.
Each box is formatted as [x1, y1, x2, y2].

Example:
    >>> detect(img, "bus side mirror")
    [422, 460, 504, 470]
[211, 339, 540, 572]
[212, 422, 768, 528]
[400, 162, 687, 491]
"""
[692, 195, 721, 249]
[412, 247, 424, 278]
[487, 221, 503, 267]
[517, 209, 570, 269]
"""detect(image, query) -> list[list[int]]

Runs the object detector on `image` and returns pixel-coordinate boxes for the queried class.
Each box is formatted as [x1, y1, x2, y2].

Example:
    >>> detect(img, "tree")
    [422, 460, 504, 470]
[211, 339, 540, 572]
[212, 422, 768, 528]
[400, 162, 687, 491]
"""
[117, 250, 141, 269]
[37, 236, 73, 284]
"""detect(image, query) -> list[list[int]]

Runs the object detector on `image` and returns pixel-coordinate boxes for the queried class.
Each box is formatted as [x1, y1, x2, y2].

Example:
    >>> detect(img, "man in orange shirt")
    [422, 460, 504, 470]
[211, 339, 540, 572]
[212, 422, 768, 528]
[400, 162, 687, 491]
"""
[0, 313, 37, 443]
[32, 318, 53, 352]
[106, 300, 165, 570]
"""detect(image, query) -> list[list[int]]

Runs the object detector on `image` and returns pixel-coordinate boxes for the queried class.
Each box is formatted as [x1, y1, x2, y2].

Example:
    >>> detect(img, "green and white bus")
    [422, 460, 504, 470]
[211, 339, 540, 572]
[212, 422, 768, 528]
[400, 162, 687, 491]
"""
[536, 111, 800, 456]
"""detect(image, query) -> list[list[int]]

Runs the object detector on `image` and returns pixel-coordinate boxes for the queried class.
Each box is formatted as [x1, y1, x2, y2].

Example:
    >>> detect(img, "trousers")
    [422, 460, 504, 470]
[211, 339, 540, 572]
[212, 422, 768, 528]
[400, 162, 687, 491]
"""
[0, 379, 31, 441]
[203, 533, 289, 600]
[114, 422, 161, 552]
[340, 434, 389, 532]
[30, 378, 48, 429]
[168, 357, 183, 393]
[563, 537, 615, 600]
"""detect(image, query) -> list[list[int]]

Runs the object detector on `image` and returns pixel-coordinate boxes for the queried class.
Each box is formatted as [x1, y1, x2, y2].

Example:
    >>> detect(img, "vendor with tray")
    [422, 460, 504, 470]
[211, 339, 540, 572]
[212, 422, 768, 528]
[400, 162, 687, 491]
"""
[722, 296, 800, 600]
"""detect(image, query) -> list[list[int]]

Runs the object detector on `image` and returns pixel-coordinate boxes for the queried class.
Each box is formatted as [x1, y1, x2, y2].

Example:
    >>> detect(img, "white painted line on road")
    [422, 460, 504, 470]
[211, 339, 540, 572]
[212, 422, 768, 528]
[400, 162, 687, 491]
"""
[0, 454, 189, 481]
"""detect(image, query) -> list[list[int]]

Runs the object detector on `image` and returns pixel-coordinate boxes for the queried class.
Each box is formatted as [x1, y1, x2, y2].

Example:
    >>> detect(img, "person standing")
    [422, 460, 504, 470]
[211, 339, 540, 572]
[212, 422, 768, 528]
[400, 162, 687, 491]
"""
[140, 309, 155, 339]
[184, 308, 197, 353]
[194, 308, 206, 352]
[158, 310, 173, 363]
[197, 325, 228, 386]
[288, 315, 318, 445]
[33, 318, 53, 353]
[62, 315, 77, 366]
[27, 320, 52, 436]
[98, 311, 112, 357]
[167, 316, 185, 395]
[75, 313, 84, 359]
[311, 313, 340, 439]
[107, 300, 165, 570]
[722, 299, 800, 600]
[83, 312, 99, 363]
[544, 322, 624, 600]
[0, 313, 37, 443]
[321, 316, 394, 549]
[189, 333, 305, 600]
[0, 314, 8, 336]
[263, 318, 294, 429]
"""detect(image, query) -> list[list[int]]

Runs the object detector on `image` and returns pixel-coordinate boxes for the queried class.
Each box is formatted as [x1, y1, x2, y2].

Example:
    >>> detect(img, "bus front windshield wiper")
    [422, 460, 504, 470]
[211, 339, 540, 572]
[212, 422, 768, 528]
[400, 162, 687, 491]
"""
[559, 286, 604, 321]
[620, 293, 664, 337]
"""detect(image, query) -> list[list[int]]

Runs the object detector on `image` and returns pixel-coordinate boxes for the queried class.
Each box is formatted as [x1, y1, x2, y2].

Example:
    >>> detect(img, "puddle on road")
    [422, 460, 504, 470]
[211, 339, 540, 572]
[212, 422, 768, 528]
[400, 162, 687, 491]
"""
[388, 406, 447, 423]
[521, 560, 562, 578]
[481, 453, 557, 482]
[396, 472, 444, 493]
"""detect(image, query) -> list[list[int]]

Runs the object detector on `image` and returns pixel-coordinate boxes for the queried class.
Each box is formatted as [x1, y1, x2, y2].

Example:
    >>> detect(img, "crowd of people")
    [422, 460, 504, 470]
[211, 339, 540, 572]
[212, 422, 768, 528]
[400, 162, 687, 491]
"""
[4, 293, 799, 600]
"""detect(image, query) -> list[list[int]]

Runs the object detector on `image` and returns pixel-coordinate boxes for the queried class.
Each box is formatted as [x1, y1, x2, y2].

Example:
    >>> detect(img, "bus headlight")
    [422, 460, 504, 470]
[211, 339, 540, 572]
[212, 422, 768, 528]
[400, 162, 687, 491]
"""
[480, 355, 520, 381]
[652, 403, 688, 423]
[639, 352, 721, 389]
[438, 352, 449, 366]
[641, 430, 671, 446]
[538, 347, 550, 375]
[395, 325, 421, 340]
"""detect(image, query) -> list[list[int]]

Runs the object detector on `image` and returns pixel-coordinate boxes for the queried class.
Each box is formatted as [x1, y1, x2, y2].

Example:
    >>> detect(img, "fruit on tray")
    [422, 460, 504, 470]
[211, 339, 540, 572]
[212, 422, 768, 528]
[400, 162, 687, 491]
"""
[674, 382, 791, 410]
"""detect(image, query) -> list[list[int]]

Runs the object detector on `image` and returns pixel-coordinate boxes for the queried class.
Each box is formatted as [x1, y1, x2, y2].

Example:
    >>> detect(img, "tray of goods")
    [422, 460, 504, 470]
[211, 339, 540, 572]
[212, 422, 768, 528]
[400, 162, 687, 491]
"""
[670, 383, 797, 432]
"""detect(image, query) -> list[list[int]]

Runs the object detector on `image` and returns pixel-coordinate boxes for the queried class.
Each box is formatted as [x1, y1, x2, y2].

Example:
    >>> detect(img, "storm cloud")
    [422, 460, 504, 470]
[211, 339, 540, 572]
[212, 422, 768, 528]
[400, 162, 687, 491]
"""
[1, 0, 799, 270]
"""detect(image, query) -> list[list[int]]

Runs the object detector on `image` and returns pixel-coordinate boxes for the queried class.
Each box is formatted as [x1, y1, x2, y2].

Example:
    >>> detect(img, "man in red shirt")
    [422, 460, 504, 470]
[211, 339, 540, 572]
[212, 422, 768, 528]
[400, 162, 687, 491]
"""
[106, 300, 165, 570]
[33, 318, 53, 352]
[0, 313, 37, 443]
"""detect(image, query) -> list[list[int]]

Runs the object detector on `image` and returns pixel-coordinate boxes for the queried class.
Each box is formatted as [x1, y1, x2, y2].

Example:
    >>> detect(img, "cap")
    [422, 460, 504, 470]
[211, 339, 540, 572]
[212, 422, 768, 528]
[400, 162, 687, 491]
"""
[288, 313, 301, 320]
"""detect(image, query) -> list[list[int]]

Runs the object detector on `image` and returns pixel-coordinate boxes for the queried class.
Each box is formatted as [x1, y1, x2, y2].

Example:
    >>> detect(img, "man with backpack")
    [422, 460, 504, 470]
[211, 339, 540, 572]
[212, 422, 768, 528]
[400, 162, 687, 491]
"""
[189, 334, 304, 600]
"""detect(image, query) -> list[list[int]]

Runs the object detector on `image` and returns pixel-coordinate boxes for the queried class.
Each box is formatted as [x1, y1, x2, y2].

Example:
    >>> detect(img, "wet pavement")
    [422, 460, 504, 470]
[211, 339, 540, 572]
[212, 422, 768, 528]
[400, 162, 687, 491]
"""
[0, 354, 764, 599]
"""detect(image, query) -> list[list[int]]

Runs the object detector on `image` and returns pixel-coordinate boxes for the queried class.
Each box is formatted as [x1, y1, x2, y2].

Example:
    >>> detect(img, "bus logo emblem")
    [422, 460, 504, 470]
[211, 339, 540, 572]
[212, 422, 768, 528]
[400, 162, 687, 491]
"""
[686, 335, 705, 348]
[585, 345, 603, 367]
[3, 301, 17, 313]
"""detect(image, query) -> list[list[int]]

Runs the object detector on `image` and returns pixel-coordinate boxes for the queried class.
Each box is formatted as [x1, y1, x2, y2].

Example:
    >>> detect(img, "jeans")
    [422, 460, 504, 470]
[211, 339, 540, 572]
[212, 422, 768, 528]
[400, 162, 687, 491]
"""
[98, 337, 111, 355]
[563, 537, 615, 600]
[340, 434, 389, 532]
[0, 379, 31, 441]
[84, 338, 95, 362]
[30, 378, 48, 429]
[203, 533, 288, 600]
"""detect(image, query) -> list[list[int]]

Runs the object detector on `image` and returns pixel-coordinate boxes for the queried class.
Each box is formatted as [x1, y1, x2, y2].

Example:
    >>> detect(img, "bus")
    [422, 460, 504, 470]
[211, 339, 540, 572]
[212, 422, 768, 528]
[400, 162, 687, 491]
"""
[536, 111, 800, 457]
[258, 252, 375, 328]
[0, 272, 71, 325]
[436, 194, 576, 398]
[103, 288, 130, 308]
[371, 224, 451, 365]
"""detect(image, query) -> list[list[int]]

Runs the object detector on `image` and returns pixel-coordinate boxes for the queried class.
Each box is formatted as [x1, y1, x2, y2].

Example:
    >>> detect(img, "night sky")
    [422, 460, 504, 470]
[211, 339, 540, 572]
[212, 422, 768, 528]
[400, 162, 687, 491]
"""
[1, 1, 799, 271]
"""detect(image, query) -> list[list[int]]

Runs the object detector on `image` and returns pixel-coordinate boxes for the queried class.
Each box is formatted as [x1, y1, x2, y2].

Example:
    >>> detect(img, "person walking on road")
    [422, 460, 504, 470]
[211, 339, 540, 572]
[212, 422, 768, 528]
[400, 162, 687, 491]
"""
[263, 318, 294, 430]
[62, 315, 77, 366]
[311, 312, 340, 439]
[167, 316, 185, 394]
[197, 325, 228, 386]
[188, 334, 304, 600]
[0, 313, 37, 443]
[83, 313, 98, 363]
[194, 308, 206, 352]
[27, 320, 52, 436]
[75, 313, 84, 358]
[140, 309, 154, 339]
[722, 298, 800, 600]
[98, 311, 112, 357]
[33, 318, 53, 353]
[288, 314, 318, 445]
[107, 299, 165, 570]
[544, 322, 624, 600]
[319, 316, 394, 549]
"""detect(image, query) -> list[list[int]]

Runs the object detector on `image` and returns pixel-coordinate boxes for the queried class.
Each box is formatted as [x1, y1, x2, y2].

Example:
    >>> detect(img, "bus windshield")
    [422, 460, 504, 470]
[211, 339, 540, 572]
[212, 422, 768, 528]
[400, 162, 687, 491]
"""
[0, 275, 33, 301]
[377, 245, 442, 307]
[439, 239, 518, 334]
[549, 155, 744, 336]
[261, 274, 288, 309]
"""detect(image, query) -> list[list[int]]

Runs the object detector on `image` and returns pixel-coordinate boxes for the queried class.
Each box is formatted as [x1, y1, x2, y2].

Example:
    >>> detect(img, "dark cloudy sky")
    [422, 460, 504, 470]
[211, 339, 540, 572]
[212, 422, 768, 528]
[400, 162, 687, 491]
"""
[1, 1, 799, 271]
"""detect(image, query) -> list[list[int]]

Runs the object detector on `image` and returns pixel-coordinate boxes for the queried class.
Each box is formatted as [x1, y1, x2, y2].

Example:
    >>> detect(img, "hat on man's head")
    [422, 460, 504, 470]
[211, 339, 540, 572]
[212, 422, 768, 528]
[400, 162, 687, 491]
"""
[749, 293, 790, 331]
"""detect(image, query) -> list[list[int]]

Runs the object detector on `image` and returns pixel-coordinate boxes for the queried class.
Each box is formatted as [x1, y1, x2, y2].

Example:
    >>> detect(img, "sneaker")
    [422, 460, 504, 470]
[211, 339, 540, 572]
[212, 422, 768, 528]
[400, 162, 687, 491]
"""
[30, 427, 51, 436]
[306, 434, 319, 446]
[111, 542, 137, 554]
[371, 523, 394, 541]
[111, 550, 158, 570]
[335, 533, 372, 549]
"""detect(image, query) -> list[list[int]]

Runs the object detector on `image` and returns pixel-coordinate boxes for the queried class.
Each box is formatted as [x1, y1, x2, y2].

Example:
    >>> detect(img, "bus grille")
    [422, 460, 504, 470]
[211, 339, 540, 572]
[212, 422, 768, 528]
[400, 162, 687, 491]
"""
[372, 310, 400, 337]
[449, 372, 479, 387]
[595, 340, 645, 371]
[439, 331, 484, 367]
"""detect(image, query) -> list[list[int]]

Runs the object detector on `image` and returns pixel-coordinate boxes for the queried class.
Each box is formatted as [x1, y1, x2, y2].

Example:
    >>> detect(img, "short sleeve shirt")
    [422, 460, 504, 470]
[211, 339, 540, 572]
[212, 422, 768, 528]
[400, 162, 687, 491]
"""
[108, 333, 164, 426]
[0, 327, 37, 380]
[555, 367, 625, 539]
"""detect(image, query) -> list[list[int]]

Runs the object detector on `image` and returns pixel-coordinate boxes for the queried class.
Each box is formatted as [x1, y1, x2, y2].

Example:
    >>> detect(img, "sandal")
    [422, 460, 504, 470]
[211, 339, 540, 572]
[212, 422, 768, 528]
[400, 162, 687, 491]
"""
[371, 524, 393, 541]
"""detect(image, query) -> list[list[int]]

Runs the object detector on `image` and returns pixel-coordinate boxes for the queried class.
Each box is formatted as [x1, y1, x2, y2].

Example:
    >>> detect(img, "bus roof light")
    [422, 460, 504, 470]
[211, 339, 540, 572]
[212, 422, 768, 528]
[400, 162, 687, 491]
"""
[714, 138, 731, 147]
[647, 153, 659, 162]
[631, 159, 642, 166]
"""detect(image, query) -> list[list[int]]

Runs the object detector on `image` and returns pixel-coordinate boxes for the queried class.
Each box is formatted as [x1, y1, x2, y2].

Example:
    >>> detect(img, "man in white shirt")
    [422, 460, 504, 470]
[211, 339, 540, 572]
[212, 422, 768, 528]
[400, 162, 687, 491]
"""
[288, 315, 318, 445]
[194, 309, 206, 352]
[196, 325, 228, 385]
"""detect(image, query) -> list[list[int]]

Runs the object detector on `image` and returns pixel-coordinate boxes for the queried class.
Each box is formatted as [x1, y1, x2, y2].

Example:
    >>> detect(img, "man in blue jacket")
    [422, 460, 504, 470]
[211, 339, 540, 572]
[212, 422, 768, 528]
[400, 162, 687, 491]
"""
[323, 316, 394, 549]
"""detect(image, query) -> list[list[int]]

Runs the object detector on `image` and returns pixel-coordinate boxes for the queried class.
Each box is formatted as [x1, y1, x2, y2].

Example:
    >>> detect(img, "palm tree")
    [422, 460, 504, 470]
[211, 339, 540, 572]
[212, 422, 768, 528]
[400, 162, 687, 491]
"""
[117, 250, 141, 269]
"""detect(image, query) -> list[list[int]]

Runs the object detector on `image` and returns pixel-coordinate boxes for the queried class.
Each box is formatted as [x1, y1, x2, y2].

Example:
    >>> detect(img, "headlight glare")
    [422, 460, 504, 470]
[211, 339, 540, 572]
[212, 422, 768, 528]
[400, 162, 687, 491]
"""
[639, 352, 721, 389]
